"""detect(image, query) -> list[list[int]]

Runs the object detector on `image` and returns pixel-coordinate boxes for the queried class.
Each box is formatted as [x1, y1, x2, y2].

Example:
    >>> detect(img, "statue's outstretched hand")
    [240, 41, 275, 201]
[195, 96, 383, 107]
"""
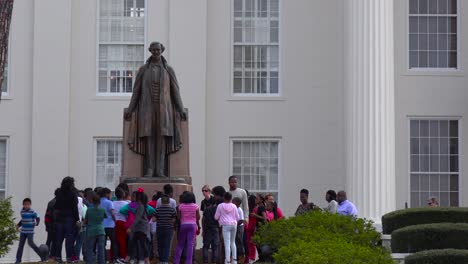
[124, 109, 132, 121]
[180, 110, 187, 121]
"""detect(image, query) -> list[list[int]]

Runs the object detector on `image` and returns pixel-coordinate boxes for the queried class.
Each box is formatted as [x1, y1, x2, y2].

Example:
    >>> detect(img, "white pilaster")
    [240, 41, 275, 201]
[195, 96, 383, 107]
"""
[345, 0, 396, 221]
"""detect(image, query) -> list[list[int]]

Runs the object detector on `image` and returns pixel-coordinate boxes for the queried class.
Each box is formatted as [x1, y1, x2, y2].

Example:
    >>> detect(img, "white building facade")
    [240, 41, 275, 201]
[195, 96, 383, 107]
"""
[1, 0, 467, 261]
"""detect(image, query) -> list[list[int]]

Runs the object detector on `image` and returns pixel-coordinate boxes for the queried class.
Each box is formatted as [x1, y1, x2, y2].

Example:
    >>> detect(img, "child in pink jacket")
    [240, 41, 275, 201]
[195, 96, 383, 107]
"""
[215, 192, 239, 264]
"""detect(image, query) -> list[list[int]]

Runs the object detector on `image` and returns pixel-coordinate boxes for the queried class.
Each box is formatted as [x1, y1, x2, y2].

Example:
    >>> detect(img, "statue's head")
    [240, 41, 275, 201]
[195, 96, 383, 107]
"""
[149, 42, 165, 54]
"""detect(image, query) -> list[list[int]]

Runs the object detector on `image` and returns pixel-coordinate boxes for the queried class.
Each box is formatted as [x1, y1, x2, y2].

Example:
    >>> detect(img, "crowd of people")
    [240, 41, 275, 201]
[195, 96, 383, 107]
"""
[14, 175, 359, 264]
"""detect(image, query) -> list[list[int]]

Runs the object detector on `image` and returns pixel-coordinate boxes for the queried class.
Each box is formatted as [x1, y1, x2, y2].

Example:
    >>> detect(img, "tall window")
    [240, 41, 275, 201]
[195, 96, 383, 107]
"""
[96, 139, 122, 189]
[233, 0, 280, 95]
[0, 139, 7, 199]
[409, 0, 458, 69]
[410, 119, 459, 207]
[231, 139, 279, 200]
[98, 0, 145, 94]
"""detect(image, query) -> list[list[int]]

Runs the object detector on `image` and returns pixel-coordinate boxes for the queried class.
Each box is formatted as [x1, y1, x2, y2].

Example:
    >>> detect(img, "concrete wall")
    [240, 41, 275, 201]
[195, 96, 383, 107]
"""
[205, 0, 346, 216]
[394, 0, 468, 209]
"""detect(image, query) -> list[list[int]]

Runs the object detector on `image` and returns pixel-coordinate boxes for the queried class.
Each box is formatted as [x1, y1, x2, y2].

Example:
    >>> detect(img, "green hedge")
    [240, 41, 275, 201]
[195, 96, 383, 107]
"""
[274, 237, 393, 264]
[253, 211, 392, 263]
[381, 207, 468, 234]
[254, 210, 381, 252]
[391, 223, 468, 253]
[405, 249, 468, 264]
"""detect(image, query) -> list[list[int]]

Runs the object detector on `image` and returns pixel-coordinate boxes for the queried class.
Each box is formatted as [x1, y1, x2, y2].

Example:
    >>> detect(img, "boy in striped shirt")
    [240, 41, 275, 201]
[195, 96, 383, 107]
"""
[15, 198, 46, 263]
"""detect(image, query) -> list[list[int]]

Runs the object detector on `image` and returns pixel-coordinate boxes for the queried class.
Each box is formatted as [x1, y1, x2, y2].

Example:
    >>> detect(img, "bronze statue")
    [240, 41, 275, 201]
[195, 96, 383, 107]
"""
[124, 42, 187, 177]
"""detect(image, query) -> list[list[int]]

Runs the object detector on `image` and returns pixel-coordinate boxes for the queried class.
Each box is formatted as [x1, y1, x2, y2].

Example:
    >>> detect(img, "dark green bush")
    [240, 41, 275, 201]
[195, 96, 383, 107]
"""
[381, 207, 468, 234]
[391, 223, 468, 253]
[405, 249, 468, 264]
[274, 238, 393, 264]
[253, 211, 392, 263]
[0, 197, 18, 257]
[254, 210, 381, 252]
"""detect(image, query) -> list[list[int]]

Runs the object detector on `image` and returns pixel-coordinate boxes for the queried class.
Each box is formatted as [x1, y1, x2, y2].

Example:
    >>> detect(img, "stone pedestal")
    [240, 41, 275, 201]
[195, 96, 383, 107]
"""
[344, 0, 396, 221]
[121, 108, 192, 196]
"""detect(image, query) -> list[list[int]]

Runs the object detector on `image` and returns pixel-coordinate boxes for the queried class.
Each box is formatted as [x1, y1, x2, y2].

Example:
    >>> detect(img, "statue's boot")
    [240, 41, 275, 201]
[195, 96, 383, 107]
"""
[143, 168, 154, 178]
[155, 169, 167, 178]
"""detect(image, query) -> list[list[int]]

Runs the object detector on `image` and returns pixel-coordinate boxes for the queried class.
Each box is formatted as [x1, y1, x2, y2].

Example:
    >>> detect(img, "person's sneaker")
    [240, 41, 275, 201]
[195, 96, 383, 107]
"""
[114, 259, 126, 264]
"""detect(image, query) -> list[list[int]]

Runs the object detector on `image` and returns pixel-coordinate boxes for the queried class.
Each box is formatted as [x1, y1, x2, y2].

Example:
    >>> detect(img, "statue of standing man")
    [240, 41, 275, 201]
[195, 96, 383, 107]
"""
[124, 42, 187, 178]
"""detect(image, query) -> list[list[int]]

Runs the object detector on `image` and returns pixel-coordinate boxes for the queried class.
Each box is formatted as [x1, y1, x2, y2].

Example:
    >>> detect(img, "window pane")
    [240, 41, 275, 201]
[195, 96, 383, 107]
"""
[409, 51, 419, 68]
[232, 140, 279, 195]
[411, 155, 420, 171]
[420, 120, 429, 136]
[98, 0, 145, 94]
[419, 34, 428, 50]
[420, 155, 429, 172]
[411, 174, 420, 191]
[450, 192, 459, 206]
[409, 119, 459, 208]
[440, 175, 449, 190]
[419, 17, 429, 33]
[449, 120, 458, 137]
[409, 0, 419, 14]
[428, 0, 438, 13]
[448, 0, 457, 14]
[96, 139, 122, 189]
[438, 0, 448, 14]
[419, 0, 429, 14]
[420, 138, 429, 154]
[450, 174, 458, 190]
[233, 0, 280, 95]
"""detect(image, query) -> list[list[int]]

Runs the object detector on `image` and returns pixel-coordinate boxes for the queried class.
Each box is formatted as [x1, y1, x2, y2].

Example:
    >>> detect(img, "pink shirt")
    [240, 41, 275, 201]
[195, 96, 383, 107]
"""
[215, 202, 239, 226]
[178, 203, 199, 225]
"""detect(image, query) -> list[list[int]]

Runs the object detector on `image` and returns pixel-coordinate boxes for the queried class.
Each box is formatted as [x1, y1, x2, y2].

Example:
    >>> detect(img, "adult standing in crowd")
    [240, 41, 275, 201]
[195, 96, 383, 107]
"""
[294, 189, 316, 216]
[44, 188, 59, 261]
[337, 191, 358, 217]
[54, 176, 80, 263]
[265, 194, 284, 221]
[201, 185, 215, 212]
[324, 190, 338, 213]
[228, 176, 249, 224]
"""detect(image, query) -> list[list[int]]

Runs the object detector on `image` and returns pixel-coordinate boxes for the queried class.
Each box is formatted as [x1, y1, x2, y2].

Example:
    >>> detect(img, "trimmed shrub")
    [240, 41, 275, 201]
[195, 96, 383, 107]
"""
[254, 210, 382, 252]
[0, 197, 18, 257]
[381, 207, 468, 234]
[391, 223, 468, 253]
[405, 249, 468, 264]
[253, 211, 392, 263]
[274, 238, 393, 264]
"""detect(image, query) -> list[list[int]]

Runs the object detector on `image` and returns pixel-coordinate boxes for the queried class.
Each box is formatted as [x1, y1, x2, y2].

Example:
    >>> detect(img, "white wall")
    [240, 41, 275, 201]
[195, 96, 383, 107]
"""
[394, 0, 468, 209]
[205, 0, 346, 216]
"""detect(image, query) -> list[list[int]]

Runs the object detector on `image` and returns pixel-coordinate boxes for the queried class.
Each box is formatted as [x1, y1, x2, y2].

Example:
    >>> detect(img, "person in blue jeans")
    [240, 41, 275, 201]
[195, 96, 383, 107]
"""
[154, 195, 176, 264]
[54, 176, 80, 263]
[84, 191, 107, 264]
[15, 198, 46, 264]
[99, 188, 119, 262]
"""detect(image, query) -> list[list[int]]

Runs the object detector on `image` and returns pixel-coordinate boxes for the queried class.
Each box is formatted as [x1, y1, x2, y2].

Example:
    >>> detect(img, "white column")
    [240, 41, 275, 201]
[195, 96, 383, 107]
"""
[345, 0, 395, 222]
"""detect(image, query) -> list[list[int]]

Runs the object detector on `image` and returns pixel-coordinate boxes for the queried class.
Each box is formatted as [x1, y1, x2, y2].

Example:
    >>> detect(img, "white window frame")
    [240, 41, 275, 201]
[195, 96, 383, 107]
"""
[95, 0, 148, 97]
[230, 0, 283, 100]
[229, 137, 282, 204]
[406, 0, 462, 74]
[0, 137, 9, 199]
[407, 116, 462, 207]
[94, 137, 123, 189]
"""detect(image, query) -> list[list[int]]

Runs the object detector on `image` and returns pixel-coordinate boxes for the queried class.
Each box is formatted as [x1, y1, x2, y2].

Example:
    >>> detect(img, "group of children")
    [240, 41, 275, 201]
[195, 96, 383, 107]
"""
[15, 175, 284, 264]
